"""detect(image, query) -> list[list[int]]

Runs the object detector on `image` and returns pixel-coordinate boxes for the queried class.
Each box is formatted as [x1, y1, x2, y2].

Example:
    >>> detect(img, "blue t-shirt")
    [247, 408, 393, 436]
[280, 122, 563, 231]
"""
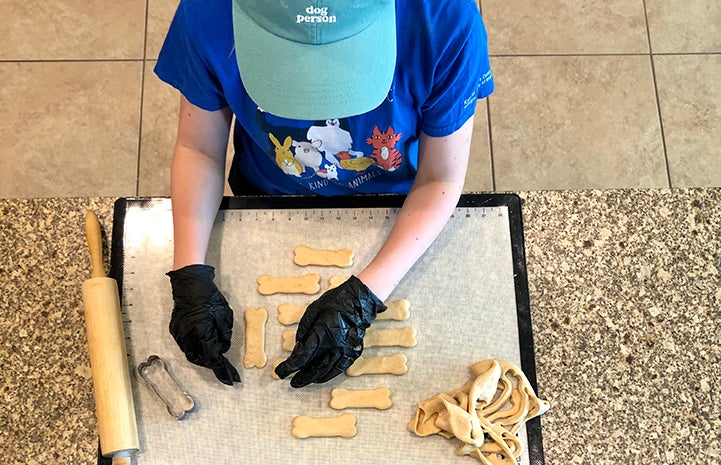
[155, 0, 494, 195]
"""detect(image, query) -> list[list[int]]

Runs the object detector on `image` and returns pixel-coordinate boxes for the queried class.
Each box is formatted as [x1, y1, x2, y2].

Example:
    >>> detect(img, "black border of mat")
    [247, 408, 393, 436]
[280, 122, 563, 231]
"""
[103, 193, 544, 465]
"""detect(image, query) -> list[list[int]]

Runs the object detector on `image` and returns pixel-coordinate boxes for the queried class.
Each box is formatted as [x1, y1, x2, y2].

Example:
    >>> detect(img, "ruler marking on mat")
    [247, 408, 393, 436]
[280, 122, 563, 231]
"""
[220, 206, 501, 223]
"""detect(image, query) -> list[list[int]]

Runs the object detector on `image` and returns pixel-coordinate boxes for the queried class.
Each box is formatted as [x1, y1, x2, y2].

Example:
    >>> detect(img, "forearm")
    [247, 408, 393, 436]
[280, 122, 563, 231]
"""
[357, 118, 474, 301]
[170, 145, 226, 269]
[169, 97, 232, 270]
[358, 180, 462, 300]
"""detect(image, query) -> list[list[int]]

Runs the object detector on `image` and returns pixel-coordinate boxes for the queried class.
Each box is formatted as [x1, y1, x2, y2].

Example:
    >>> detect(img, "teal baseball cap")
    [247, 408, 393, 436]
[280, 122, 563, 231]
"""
[232, 0, 397, 120]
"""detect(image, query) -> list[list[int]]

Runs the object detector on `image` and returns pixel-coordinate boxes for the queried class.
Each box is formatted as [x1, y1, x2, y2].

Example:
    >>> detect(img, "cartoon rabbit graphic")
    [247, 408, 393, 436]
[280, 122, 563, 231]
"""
[269, 133, 303, 177]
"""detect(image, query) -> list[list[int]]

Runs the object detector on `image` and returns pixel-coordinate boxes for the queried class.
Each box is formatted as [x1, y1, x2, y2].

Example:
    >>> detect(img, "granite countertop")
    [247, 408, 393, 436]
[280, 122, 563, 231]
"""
[1, 190, 719, 464]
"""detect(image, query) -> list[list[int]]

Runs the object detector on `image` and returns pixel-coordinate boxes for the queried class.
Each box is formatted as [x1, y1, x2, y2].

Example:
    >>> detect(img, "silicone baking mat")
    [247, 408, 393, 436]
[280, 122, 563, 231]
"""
[105, 194, 544, 465]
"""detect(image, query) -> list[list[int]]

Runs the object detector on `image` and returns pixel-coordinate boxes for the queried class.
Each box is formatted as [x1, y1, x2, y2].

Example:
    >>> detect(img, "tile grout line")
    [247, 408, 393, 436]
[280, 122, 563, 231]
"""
[479, 0, 496, 192]
[642, 0, 673, 188]
[0, 52, 716, 65]
[136, 0, 151, 196]
[0, 58, 146, 63]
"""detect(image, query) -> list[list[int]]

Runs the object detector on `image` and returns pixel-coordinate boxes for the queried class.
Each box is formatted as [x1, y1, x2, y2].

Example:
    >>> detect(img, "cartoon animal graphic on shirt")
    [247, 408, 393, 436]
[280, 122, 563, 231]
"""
[366, 126, 403, 171]
[336, 151, 376, 171]
[269, 133, 302, 177]
[306, 119, 363, 166]
[316, 164, 339, 180]
[292, 140, 324, 173]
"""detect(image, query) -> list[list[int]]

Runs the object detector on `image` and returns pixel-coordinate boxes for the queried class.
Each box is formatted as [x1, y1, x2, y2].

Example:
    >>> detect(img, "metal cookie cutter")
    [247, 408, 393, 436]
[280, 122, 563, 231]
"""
[137, 355, 196, 420]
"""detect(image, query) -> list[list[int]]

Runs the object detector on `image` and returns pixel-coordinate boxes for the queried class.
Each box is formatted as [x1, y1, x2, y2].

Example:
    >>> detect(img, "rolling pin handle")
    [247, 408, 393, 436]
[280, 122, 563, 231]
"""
[85, 210, 106, 279]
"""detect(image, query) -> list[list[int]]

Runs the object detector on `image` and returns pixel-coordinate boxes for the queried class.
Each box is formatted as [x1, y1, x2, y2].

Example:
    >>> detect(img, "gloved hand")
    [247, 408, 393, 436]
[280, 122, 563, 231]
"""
[275, 275, 387, 388]
[167, 264, 240, 386]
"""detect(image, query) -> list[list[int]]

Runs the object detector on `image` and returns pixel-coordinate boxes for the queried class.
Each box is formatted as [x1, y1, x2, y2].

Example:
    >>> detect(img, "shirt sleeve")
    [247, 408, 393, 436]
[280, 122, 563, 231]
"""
[153, 0, 228, 111]
[420, 1, 494, 137]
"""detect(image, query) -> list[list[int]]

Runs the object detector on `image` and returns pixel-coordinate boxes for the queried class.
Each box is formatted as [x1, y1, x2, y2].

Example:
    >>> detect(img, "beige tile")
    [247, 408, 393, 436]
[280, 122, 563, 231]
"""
[646, 0, 721, 53]
[0, 61, 142, 198]
[138, 62, 235, 196]
[654, 55, 721, 187]
[0, 0, 146, 60]
[146, 0, 180, 59]
[482, 0, 649, 54]
[464, 100, 493, 192]
[489, 56, 667, 190]
[138, 62, 179, 196]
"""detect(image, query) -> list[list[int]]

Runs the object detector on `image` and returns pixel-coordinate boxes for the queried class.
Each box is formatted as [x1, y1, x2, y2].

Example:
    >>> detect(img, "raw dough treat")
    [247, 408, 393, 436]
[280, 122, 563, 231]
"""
[294, 246, 354, 267]
[243, 308, 267, 368]
[328, 275, 349, 289]
[330, 387, 392, 410]
[270, 358, 285, 379]
[363, 327, 417, 348]
[277, 303, 306, 325]
[345, 353, 408, 377]
[281, 329, 296, 352]
[377, 299, 411, 321]
[278, 300, 410, 324]
[408, 359, 550, 464]
[291, 413, 357, 438]
[257, 273, 320, 295]
[282, 327, 417, 351]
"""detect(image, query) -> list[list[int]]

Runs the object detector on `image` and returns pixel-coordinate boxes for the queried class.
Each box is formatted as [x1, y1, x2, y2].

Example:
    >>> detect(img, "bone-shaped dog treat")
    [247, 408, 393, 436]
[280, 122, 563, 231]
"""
[281, 329, 296, 351]
[377, 299, 411, 321]
[291, 413, 357, 438]
[243, 307, 267, 368]
[330, 387, 392, 410]
[294, 246, 354, 267]
[278, 300, 410, 325]
[328, 275, 349, 289]
[281, 327, 416, 351]
[363, 327, 417, 348]
[277, 303, 306, 325]
[345, 353, 408, 377]
[270, 358, 286, 379]
[257, 273, 320, 295]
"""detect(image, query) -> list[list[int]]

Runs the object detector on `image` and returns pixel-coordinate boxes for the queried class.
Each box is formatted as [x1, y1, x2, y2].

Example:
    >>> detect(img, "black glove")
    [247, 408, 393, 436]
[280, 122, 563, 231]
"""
[167, 264, 240, 386]
[275, 276, 387, 388]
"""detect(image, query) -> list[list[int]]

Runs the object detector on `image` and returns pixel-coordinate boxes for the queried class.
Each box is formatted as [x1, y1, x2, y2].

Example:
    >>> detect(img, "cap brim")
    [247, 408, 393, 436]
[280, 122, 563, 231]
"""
[233, 1, 396, 121]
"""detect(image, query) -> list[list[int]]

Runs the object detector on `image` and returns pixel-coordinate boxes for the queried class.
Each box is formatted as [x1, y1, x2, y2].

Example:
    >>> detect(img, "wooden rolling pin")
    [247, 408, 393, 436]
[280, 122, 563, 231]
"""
[81, 211, 139, 465]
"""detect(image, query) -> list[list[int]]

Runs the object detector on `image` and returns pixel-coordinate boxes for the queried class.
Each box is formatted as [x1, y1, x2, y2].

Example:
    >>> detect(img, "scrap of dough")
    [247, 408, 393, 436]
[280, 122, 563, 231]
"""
[328, 275, 349, 289]
[243, 308, 267, 368]
[277, 303, 306, 325]
[363, 327, 417, 348]
[438, 394, 479, 445]
[377, 299, 410, 321]
[257, 273, 320, 295]
[291, 413, 357, 438]
[294, 246, 354, 267]
[345, 354, 408, 377]
[330, 387, 392, 410]
[282, 327, 416, 351]
[408, 359, 550, 464]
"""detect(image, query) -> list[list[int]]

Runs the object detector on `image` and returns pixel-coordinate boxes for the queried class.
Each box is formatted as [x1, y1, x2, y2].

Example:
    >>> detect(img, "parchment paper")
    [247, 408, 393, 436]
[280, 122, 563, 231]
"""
[117, 198, 532, 465]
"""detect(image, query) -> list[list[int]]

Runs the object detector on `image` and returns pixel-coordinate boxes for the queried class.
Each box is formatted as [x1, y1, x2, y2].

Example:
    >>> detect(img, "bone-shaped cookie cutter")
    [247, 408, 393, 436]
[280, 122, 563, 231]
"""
[137, 355, 195, 420]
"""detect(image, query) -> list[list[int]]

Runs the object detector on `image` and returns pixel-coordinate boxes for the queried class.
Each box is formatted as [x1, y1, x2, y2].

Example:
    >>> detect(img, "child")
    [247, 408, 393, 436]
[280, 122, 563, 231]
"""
[158, 0, 494, 387]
